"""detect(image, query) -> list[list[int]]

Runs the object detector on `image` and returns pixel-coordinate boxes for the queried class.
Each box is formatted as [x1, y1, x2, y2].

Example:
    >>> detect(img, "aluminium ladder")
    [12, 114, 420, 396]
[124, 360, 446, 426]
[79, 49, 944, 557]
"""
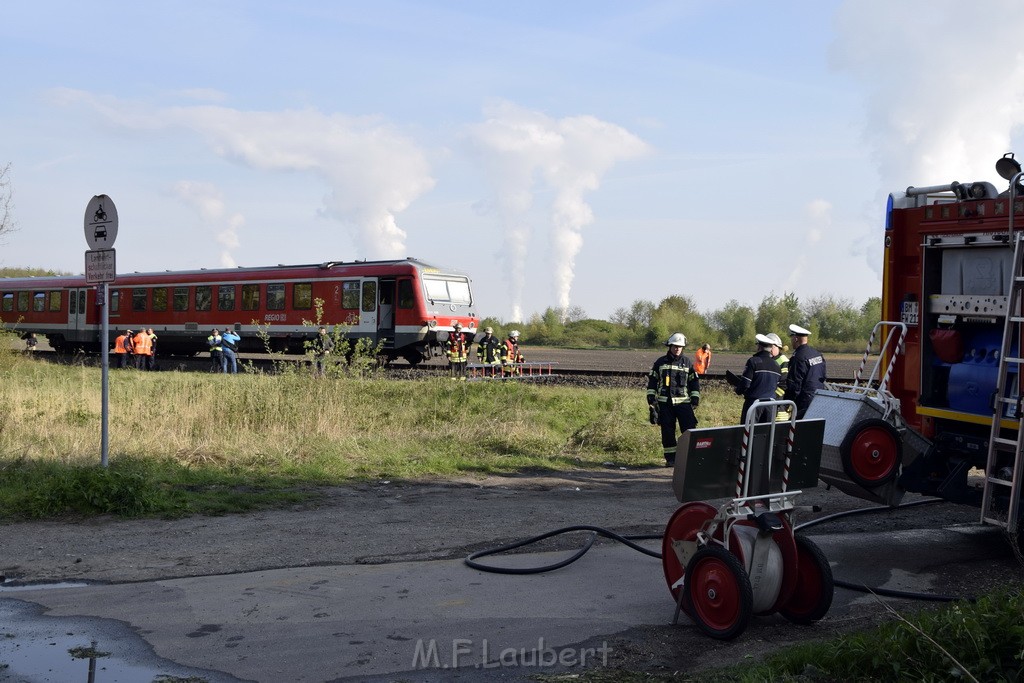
[983, 231, 1024, 536]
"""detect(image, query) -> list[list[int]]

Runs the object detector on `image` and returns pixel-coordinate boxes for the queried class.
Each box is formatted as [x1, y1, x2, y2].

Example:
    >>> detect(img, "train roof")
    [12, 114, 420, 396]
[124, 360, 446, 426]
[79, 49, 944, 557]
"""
[0, 257, 473, 287]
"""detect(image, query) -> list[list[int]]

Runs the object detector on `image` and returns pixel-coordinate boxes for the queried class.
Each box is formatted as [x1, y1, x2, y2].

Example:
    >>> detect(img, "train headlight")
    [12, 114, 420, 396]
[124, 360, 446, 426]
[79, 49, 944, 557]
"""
[427, 319, 437, 328]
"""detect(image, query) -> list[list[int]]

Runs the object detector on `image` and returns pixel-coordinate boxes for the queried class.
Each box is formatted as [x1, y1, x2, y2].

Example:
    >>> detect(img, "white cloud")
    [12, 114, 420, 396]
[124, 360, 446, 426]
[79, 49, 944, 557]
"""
[55, 90, 434, 259]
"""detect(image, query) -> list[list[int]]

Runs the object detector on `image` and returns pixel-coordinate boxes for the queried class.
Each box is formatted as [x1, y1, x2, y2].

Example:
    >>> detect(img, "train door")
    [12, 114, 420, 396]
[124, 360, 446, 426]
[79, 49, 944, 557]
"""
[359, 278, 378, 333]
[67, 287, 89, 344]
[378, 278, 395, 341]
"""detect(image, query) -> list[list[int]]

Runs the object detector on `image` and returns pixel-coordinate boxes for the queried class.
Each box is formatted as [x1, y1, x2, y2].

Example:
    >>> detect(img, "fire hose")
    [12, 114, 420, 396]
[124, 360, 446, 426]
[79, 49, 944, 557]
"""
[465, 497, 971, 602]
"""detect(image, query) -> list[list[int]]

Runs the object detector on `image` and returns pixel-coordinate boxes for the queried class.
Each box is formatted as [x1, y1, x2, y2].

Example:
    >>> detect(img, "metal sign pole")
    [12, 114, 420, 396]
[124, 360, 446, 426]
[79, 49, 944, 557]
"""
[85, 194, 118, 469]
[99, 283, 110, 467]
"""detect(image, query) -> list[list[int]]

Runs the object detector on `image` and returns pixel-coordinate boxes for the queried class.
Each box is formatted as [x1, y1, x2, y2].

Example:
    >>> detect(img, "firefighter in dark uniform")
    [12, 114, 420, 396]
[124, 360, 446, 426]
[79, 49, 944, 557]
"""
[735, 334, 783, 424]
[784, 323, 826, 419]
[646, 333, 700, 467]
[476, 326, 502, 374]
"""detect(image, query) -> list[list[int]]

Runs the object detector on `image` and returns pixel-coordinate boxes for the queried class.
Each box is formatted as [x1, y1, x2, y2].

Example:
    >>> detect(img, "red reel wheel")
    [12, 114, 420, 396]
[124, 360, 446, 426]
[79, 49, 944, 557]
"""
[778, 535, 834, 625]
[662, 502, 718, 609]
[840, 418, 902, 488]
[684, 544, 753, 640]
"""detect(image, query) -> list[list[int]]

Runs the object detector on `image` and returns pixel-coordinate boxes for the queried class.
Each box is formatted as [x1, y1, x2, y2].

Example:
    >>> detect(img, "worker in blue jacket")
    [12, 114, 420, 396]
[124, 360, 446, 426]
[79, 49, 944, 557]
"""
[221, 329, 241, 374]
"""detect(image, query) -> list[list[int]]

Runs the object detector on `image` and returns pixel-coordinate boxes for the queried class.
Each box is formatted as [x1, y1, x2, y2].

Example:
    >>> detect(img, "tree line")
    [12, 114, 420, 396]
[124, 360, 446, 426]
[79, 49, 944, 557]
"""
[481, 293, 882, 353]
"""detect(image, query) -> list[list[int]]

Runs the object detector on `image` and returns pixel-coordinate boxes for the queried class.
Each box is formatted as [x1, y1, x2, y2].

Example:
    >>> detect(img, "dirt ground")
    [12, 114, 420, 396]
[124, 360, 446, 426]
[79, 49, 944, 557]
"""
[2, 467, 1019, 678]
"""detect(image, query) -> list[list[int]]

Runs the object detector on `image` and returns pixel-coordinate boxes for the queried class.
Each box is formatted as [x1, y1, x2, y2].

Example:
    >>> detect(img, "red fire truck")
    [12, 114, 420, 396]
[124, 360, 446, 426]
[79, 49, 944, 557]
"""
[816, 153, 1024, 545]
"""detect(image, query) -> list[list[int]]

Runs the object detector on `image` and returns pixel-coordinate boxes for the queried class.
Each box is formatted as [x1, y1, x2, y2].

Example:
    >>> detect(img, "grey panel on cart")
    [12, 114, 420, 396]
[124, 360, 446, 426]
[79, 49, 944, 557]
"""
[672, 419, 824, 503]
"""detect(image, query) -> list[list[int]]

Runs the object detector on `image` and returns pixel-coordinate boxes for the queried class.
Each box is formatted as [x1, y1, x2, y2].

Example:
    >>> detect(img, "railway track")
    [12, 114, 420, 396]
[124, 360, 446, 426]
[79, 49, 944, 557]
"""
[26, 346, 871, 390]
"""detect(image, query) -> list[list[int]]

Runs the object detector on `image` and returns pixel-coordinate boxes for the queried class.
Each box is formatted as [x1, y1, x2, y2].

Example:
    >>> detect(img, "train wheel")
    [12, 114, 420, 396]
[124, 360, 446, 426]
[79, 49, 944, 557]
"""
[662, 502, 718, 612]
[684, 545, 753, 640]
[840, 418, 902, 488]
[402, 349, 425, 367]
[779, 535, 834, 625]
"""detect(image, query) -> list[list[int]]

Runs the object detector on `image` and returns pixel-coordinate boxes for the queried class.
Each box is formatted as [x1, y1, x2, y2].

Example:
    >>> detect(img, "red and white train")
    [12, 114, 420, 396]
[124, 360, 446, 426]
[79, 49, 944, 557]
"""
[0, 258, 479, 364]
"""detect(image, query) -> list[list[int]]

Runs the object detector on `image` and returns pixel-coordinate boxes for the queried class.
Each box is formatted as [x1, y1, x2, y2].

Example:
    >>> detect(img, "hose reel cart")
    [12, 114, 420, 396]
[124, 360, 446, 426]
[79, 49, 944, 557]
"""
[806, 322, 931, 507]
[661, 403, 832, 640]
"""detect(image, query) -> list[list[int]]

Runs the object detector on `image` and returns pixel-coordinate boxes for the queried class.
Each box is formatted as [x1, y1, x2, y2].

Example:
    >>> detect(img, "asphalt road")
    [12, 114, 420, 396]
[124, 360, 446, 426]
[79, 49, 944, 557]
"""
[1, 523, 1016, 683]
[1, 470, 1019, 683]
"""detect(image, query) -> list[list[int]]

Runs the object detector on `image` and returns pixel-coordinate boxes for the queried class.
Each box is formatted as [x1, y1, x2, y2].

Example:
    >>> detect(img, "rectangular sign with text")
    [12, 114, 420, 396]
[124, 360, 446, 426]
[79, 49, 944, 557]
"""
[85, 249, 116, 284]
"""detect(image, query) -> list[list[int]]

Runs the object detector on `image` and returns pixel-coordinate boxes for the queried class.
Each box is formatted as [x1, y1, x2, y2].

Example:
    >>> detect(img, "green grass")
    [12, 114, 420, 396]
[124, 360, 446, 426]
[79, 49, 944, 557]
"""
[545, 586, 1024, 682]
[0, 343, 741, 518]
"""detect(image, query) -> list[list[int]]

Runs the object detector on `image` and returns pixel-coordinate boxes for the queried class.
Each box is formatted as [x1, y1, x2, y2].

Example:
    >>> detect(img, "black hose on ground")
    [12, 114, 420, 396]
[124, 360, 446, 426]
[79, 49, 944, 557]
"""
[464, 525, 660, 574]
[464, 497, 972, 602]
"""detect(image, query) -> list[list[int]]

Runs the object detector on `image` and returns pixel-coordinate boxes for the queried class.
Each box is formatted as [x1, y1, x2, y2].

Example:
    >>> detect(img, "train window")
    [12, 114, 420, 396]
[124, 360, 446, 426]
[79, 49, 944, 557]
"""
[1, 293, 11, 312]
[153, 287, 168, 312]
[293, 283, 312, 310]
[32, 292, 44, 313]
[132, 288, 147, 312]
[173, 287, 189, 312]
[241, 284, 260, 311]
[17, 291, 29, 312]
[361, 281, 377, 313]
[422, 275, 472, 305]
[218, 285, 236, 311]
[48, 291, 61, 312]
[267, 284, 285, 310]
[111, 290, 120, 312]
[78, 291, 86, 314]
[341, 281, 359, 309]
[195, 286, 212, 312]
[397, 279, 414, 309]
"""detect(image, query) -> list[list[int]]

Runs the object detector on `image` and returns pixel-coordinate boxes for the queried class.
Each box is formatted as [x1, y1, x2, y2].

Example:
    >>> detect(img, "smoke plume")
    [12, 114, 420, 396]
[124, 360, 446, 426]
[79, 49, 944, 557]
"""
[173, 180, 244, 268]
[833, 1, 1024, 189]
[468, 101, 648, 320]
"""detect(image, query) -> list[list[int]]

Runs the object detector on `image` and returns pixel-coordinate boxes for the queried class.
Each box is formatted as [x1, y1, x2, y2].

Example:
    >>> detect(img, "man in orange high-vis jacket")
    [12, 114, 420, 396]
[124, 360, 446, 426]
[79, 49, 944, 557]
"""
[132, 329, 151, 370]
[114, 331, 131, 368]
[694, 343, 712, 376]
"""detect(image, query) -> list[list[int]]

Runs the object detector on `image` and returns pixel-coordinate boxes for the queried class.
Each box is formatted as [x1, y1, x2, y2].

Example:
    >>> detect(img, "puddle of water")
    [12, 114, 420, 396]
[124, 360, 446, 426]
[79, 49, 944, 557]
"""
[0, 600, 243, 683]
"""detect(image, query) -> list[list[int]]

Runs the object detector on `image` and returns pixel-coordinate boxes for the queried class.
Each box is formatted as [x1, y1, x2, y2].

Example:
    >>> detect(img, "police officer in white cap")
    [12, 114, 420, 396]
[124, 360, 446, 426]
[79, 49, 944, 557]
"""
[646, 333, 701, 467]
[784, 324, 826, 419]
[735, 334, 782, 424]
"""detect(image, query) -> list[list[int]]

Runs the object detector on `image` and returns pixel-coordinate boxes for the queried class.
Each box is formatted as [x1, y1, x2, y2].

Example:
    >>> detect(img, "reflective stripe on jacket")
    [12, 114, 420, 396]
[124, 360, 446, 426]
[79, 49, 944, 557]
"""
[646, 353, 701, 405]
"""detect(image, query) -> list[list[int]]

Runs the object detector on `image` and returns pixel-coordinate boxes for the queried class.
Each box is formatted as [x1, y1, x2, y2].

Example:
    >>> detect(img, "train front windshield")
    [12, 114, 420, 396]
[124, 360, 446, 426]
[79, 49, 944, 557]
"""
[423, 275, 472, 305]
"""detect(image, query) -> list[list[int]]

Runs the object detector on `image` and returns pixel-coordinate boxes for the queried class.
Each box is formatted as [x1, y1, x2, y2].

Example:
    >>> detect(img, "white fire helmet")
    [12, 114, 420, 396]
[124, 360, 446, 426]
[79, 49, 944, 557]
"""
[665, 333, 687, 347]
[509, 330, 520, 339]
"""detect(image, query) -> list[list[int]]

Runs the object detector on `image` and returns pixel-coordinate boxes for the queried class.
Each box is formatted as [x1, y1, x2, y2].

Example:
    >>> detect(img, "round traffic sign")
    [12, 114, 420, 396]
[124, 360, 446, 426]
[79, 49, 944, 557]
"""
[85, 195, 118, 250]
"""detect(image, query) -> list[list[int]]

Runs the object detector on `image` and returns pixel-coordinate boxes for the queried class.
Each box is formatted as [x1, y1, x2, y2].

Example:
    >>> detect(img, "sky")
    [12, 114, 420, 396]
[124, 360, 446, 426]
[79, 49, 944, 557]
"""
[5, 1, 1024, 323]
